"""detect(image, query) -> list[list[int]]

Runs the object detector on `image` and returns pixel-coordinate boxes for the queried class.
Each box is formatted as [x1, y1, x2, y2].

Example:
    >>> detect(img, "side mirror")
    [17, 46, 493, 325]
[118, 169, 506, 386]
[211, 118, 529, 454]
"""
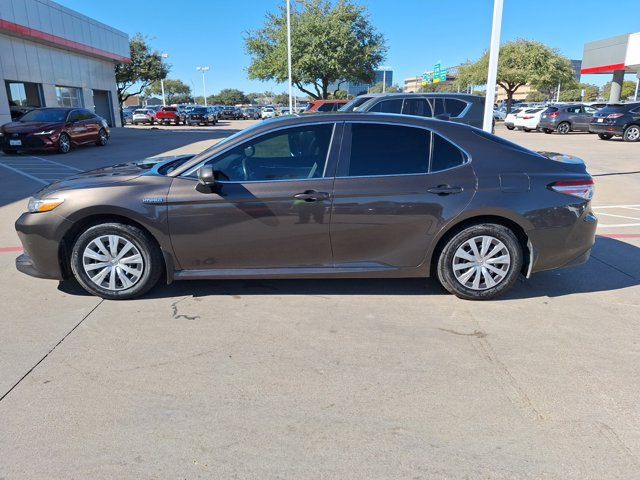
[198, 165, 216, 186]
[435, 113, 451, 121]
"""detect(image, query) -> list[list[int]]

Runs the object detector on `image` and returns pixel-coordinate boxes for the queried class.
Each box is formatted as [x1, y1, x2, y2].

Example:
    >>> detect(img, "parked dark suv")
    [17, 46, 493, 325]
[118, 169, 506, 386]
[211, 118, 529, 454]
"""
[15, 113, 596, 301]
[539, 104, 598, 134]
[219, 106, 243, 120]
[340, 93, 484, 128]
[589, 103, 640, 141]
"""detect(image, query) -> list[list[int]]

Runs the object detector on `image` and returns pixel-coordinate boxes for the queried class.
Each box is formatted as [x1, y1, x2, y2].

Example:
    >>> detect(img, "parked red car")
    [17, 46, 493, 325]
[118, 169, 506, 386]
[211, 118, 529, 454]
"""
[304, 99, 349, 113]
[155, 106, 184, 125]
[1, 107, 109, 154]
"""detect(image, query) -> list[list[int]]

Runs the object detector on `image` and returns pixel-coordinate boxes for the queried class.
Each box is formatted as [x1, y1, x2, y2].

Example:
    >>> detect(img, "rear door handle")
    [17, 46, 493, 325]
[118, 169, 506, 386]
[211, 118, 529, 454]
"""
[293, 190, 330, 202]
[427, 185, 463, 196]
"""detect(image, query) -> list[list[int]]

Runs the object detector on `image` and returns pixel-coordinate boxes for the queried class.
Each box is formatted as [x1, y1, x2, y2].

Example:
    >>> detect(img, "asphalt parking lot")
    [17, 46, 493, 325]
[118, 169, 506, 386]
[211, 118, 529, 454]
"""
[0, 121, 639, 479]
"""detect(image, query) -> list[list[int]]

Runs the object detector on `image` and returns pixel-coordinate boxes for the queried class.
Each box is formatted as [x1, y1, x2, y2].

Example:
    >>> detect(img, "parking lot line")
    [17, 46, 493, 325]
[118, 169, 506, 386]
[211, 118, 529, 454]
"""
[27, 155, 83, 172]
[596, 213, 640, 221]
[0, 154, 82, 184]
[0, 161, 48, 185]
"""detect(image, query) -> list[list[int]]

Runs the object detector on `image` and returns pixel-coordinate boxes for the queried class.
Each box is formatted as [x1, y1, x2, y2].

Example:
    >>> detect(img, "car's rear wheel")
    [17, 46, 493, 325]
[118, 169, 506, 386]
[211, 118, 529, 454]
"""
[95, 128, 108, 146]
[506, 125, 514, 130]
[598, 133, 613, 140]
[70, 223, 163, 300]
[436, 223, 523, 300]
[623, 125, 640, 142]
[58, 133, 71, 154]
[523, 128, 531, 132]
[557, 122, 571, 134]
[543, 128, 552, 134]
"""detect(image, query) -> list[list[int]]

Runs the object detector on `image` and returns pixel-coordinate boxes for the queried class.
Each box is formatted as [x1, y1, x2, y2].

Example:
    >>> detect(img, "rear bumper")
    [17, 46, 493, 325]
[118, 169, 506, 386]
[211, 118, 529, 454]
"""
[588, 123, 623, 135]
[528, 210, 597, 273]
[538, 120, 558, 130]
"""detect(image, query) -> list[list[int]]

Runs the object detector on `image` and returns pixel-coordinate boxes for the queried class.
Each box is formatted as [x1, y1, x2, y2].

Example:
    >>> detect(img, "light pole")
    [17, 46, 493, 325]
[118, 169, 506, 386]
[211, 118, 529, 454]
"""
[286, 0, 293, 113]
[380, 66, 391, 93]
[160, 53, 169, 106]
[196, 66, 210, 106]
[482, 0, 504, 132]
[635, 73, 640, 101]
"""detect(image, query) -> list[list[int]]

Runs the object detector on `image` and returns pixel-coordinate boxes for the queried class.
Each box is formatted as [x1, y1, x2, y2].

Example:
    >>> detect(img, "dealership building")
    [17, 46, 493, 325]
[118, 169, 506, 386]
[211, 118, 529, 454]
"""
[0, 0, 130, 126]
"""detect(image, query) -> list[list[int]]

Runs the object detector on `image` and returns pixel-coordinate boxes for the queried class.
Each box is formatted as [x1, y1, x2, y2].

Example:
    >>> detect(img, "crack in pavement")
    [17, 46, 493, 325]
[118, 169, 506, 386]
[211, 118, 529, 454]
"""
[0, 299, 104, 404]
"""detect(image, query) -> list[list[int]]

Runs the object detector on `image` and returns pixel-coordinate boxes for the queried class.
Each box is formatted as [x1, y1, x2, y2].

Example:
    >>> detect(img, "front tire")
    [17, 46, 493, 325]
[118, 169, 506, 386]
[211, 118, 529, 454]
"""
[436, 223, 523, 300]
[95, 128, 108, 146]
[70, 223, 163, 300]
[58, 133, 71, 153]
[623, 125, 640, 142]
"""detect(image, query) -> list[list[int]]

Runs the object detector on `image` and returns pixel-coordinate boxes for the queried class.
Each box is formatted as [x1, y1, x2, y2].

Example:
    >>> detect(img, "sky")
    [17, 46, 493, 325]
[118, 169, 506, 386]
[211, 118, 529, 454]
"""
[59, 0, 640, 97]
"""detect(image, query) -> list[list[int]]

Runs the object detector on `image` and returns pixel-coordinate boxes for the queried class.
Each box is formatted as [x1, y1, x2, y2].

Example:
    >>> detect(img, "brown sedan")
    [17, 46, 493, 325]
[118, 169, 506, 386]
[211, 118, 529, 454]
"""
[1, 107, 109, 154]
[14, 113, 596, 300]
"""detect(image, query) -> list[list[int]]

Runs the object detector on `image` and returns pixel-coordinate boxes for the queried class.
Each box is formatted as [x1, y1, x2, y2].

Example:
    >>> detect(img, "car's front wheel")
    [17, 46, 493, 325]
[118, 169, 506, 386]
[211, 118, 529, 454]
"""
[70, 222, 163, 300]
[95, 128, 108, 146]
[505, 125, 514, 130]
[623, 125, 640, 142]
[556, 122, 571, 134]
[436, 223, 523, 300]
[58, 133, 71, 153]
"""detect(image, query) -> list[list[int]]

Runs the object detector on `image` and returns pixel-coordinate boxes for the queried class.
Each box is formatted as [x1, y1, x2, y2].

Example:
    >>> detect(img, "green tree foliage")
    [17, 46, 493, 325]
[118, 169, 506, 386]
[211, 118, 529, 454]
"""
[457, 39, 575, 112]
[368, 82, 401, 94]
[525, 91, 546, 102]
[601, 80, 637, 100]
[332, 89, 349, 99]
[273, 92, 291, 105]
[208, 89, 250, 105]
[245, 0, 386, 99]
[115, 34, 169, 106]
[144, 79, 191, 105]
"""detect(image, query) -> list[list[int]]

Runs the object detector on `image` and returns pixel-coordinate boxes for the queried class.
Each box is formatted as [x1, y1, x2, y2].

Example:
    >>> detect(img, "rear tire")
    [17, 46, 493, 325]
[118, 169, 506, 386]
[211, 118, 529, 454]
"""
[95, 128, 108, 146]
[506, 125, 515, 130]
[70, 222, 163, 300]
[543, 128, 552, 134]
[598, 133, 613, 140]
[556, 122, 571, 134]
[436, 223, 523, 300]
[622, 125, 640, 142]
[523, 128, 531, 132]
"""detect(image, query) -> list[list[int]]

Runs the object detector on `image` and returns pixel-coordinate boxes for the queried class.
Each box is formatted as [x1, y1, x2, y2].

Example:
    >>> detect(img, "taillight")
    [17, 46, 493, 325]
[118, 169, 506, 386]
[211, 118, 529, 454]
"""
[607, 113, 623, 119]
[548, 112, 559, 118]
[549, 179, 594, 200]
[523, 115, 534, 119]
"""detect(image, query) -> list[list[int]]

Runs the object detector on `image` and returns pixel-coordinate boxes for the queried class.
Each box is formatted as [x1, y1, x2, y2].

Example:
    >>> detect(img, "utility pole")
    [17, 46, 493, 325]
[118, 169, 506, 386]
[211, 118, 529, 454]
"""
[482, 0, 504, 132]
[286, 0, 293, 113]
[196, 66, 210, 106]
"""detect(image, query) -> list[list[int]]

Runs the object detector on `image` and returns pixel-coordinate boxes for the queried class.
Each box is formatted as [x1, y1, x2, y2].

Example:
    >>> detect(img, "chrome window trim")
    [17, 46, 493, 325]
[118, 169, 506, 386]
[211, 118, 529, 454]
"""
[180, 121, 338, 180]
[342, 119, 472, 177]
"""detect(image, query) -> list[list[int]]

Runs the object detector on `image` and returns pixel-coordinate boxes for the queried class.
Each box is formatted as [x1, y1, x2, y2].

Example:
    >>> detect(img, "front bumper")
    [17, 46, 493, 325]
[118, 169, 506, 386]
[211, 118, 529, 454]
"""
[1, 133, 58, 152]
[15, 211, 73, 280]
[589, 123, 623, 135]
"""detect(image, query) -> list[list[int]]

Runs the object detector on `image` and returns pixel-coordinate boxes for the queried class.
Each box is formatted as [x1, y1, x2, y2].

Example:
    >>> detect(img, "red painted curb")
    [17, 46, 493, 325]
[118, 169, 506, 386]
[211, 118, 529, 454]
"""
[0, 247, 23, 253]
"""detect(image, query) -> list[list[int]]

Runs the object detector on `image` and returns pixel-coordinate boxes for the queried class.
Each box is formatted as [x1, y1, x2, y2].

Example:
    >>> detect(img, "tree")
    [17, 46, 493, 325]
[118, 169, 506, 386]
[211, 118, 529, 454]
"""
[115, 34, 169, 106]
[457, 39, 575, 112]
[273, 92, 291, 105]
[144, 79, 191, 105]
[525, 91, 546, 102]
[601, 80, 636, 101]
[209, 88, 250, 105]
[245, 0, 386, 100]
[332, 89, 349, 99]
[368, 82, 401, 94]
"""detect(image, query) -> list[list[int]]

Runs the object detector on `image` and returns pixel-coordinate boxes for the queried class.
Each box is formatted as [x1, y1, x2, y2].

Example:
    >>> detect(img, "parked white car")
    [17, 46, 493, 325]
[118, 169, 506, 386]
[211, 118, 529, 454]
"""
[493, 108, 507, 121]
[504, 108, 522, 130]
[261, 107, 276, 119]
[514, 107, 545, 132]
[132, 108, 155, 125]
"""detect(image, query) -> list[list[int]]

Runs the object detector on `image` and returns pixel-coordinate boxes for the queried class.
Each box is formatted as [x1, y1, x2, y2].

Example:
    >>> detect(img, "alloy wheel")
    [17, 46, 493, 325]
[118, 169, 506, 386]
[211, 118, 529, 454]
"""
[557, 122, 570, 134]
[625, 126, 640, 141]
[98, 130, 107, 145]
[59, 134, 70, 153]
[82, 234, 144, 291]
[452, 235, 511, 290]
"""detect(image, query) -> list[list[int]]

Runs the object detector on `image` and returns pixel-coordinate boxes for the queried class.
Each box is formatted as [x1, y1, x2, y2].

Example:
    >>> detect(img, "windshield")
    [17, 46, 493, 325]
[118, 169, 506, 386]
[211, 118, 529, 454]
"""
[192, 108, 207, 113]
[19, 108, 68, 123]
[340, 96, 373, 112]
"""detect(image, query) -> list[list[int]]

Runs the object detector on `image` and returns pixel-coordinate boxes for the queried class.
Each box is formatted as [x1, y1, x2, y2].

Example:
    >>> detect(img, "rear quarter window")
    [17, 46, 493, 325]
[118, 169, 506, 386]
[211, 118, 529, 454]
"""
[445, 98, 468, 117]
[430, 134, 468, 171]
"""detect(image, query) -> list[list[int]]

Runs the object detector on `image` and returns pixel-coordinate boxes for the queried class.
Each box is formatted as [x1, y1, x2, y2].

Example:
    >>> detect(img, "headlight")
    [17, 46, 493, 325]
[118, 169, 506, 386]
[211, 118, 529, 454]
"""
[33, 130, 55, 136]
[28, 197, 64, 213]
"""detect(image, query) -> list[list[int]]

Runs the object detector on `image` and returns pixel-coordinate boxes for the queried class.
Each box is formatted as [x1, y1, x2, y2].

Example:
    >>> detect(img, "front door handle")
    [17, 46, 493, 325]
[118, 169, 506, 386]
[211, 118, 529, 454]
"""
[293, 190, 330, 202]
[427, 184, 463, 196]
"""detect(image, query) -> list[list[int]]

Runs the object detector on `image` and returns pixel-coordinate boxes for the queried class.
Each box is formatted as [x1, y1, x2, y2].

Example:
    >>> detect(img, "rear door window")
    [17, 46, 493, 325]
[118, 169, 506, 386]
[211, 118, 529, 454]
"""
[346, 123, 430, 176]
[445, 98, 467, 117]
[368, 99, 403, 114]
[402, 98, 433, 117]
[317, 103, 336, 112]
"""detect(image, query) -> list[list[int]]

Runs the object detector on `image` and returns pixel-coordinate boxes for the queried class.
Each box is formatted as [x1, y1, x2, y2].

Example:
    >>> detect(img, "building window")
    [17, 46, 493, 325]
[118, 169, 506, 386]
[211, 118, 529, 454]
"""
[56, 86, 83, 107]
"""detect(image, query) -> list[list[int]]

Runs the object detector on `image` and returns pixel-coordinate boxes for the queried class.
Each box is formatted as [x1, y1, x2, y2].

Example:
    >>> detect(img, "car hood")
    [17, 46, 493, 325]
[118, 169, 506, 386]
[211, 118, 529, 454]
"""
[35, 155, 193, 196]
[2, 121, 61, 133]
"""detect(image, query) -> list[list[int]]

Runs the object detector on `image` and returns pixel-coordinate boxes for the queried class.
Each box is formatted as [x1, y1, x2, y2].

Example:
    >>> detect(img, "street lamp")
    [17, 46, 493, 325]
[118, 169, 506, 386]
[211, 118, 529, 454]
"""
[196, 66, 210, 106]
[160, 53, 169, 106]
[379, 66, 392, 93]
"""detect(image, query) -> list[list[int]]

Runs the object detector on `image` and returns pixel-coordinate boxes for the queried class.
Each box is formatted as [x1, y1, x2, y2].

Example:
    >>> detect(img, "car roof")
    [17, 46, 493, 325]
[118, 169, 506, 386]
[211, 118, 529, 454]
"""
[359, 92, 484, 101]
